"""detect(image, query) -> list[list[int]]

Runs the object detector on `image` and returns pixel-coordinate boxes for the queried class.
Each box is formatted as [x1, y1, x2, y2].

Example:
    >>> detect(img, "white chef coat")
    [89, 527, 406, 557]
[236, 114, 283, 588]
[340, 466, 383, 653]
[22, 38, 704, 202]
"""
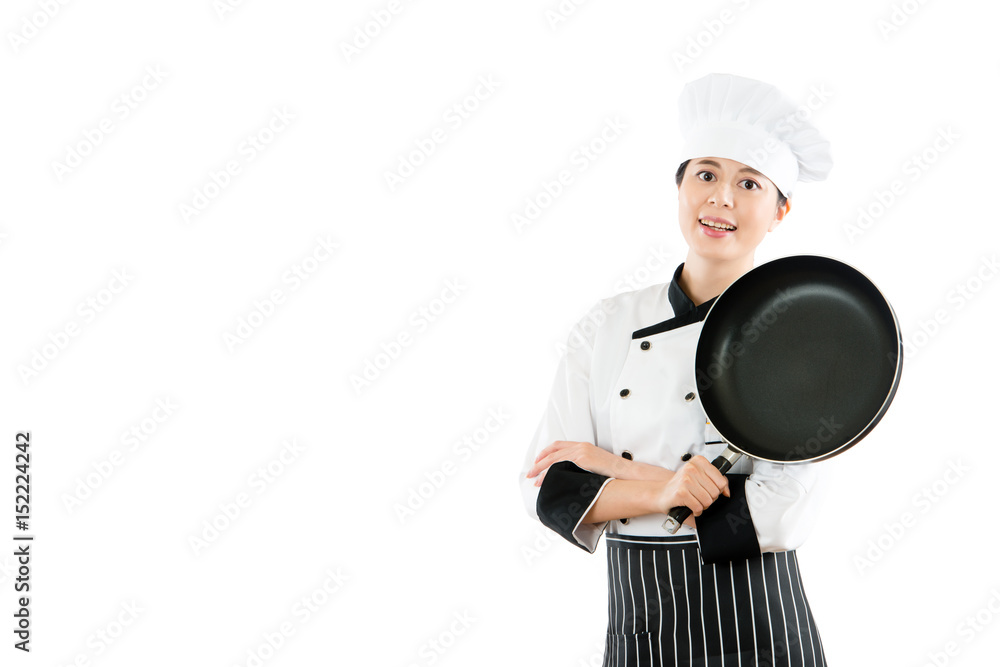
[519, 263, 828, 559]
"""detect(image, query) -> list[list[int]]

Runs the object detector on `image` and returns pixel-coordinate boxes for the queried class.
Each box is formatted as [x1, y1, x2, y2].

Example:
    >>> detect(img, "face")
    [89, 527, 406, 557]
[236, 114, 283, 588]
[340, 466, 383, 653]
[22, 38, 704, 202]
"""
[677, 156, 790, 264]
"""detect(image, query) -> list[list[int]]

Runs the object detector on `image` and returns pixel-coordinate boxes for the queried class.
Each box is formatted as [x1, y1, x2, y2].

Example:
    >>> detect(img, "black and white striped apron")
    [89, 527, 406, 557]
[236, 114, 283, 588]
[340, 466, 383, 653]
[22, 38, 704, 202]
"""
[603, 534, 827, 667]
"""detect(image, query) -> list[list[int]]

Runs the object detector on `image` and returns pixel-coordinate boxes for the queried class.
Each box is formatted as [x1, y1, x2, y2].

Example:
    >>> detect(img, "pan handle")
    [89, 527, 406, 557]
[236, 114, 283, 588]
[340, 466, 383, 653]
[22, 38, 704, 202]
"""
[662, 445, 744, 534]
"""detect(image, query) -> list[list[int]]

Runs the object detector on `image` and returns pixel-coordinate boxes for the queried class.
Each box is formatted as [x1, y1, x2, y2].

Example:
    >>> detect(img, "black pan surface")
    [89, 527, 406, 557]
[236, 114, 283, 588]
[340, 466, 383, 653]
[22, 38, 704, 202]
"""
[694, 255, 902, 463]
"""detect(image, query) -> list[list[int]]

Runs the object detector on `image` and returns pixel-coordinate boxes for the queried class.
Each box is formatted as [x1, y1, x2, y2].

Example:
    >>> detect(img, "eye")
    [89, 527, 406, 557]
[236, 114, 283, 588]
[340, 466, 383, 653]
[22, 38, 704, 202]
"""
[696, 171, 715, 182]
[739, 179, 760, 191]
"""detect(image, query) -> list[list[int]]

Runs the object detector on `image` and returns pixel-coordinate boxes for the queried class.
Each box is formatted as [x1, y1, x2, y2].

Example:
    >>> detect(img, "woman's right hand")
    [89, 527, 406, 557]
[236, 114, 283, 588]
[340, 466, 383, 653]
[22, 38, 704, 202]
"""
[656, 455, 730, 525]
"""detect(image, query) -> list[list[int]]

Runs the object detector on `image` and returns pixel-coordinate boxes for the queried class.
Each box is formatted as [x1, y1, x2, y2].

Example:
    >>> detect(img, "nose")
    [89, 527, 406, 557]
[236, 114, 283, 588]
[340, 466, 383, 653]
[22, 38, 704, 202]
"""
[708, 180, 734, 207]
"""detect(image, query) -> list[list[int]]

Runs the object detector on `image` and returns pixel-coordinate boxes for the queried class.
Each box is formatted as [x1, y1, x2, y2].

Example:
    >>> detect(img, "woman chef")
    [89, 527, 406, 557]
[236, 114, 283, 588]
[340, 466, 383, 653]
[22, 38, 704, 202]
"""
[519, 72, 834, 667]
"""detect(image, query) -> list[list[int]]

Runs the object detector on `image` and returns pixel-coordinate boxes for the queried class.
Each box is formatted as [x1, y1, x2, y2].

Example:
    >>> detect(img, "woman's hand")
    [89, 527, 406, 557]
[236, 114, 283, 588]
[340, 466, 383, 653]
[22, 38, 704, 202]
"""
[526, 441, 628, 487]
[655, 455, 730, 523]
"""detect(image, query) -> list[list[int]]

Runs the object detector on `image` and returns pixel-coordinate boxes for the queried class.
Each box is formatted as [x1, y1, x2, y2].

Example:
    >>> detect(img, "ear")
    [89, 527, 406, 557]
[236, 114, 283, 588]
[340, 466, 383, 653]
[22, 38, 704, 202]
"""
[768, 199, 791, 232]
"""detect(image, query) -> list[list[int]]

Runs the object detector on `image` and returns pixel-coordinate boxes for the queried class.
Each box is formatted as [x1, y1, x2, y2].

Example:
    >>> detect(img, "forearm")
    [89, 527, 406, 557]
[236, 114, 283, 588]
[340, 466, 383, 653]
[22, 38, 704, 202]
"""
[610, 458, 677, 483]
[581, 479, 663, 524]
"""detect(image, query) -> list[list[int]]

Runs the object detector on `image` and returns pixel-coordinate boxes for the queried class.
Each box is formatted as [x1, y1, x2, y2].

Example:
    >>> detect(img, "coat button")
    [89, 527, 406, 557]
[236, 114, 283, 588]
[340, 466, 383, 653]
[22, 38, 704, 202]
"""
[620, 388, 630, 398]
[681, 453, 692, 462]
[620, 517, 630, 525]
[621, 450, 633, 460]
[684, 392, 696, 402]
[640, 341, 650, 350]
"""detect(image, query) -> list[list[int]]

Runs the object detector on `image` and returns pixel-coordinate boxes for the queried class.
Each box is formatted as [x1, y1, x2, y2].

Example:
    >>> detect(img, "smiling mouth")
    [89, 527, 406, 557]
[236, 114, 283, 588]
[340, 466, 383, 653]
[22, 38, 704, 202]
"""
[699, 218, 736, 231]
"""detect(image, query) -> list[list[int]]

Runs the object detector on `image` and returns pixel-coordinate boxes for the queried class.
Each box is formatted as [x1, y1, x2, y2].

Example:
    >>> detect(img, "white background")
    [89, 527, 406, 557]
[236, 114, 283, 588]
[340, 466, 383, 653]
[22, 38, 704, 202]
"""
[1, 1, 998, 665]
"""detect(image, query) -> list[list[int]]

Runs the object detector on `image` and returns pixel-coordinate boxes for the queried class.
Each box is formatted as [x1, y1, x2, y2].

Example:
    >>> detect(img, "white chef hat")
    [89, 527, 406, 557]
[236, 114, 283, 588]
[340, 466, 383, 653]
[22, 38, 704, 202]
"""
[677, 72, 832, 198]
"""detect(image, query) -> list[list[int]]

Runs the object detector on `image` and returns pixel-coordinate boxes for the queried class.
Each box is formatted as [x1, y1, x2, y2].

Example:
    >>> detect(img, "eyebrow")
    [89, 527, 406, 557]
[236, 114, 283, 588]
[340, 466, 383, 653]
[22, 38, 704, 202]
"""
[693, 159, 765, 179]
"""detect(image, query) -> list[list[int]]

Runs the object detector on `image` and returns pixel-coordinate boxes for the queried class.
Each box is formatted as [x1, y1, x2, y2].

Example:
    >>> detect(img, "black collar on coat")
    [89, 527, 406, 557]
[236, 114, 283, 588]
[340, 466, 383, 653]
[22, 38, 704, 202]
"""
[632, 263, 719, 339]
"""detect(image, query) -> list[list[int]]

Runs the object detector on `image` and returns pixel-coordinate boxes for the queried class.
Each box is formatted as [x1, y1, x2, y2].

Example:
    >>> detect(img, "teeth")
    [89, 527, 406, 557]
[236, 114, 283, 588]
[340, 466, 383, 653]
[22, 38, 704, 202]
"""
[700, 218, 735, 231]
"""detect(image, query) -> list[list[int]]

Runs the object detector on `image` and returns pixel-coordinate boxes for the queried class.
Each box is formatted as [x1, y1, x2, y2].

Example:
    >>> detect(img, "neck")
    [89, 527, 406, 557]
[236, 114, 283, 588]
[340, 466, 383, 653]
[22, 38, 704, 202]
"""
[678, 253, 755, 306]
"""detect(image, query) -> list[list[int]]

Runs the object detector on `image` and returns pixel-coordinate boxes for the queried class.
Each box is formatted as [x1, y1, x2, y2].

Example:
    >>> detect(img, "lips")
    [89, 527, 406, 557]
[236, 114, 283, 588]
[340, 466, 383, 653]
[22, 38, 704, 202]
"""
[699, 217, 736, 231]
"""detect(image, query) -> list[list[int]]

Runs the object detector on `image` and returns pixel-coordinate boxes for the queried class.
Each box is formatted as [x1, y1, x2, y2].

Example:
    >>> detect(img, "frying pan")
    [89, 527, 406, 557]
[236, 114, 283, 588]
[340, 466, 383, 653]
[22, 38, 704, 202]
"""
[662, 254, 903, 533]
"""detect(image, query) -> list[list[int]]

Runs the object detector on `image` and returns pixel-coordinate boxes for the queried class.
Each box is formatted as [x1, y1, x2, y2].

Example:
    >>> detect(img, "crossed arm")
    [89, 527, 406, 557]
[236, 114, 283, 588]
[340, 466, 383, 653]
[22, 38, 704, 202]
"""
[524, 440, 730, 526]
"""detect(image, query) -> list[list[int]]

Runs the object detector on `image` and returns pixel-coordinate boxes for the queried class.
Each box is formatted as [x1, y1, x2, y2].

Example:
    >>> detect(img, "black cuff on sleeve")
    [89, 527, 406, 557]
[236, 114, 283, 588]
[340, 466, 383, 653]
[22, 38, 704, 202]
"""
[536, 461, 610, 552]
[696, 473, 761, 564]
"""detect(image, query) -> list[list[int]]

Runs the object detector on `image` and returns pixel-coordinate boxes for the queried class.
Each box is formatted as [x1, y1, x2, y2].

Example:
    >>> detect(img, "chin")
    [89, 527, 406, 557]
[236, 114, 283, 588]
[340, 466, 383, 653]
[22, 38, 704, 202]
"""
[689, 240, 740, 262]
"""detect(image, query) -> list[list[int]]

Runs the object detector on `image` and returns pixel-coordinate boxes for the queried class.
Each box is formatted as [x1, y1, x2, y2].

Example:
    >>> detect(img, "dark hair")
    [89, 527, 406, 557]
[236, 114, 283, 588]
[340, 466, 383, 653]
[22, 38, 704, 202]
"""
[675, 159, 788, 211]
